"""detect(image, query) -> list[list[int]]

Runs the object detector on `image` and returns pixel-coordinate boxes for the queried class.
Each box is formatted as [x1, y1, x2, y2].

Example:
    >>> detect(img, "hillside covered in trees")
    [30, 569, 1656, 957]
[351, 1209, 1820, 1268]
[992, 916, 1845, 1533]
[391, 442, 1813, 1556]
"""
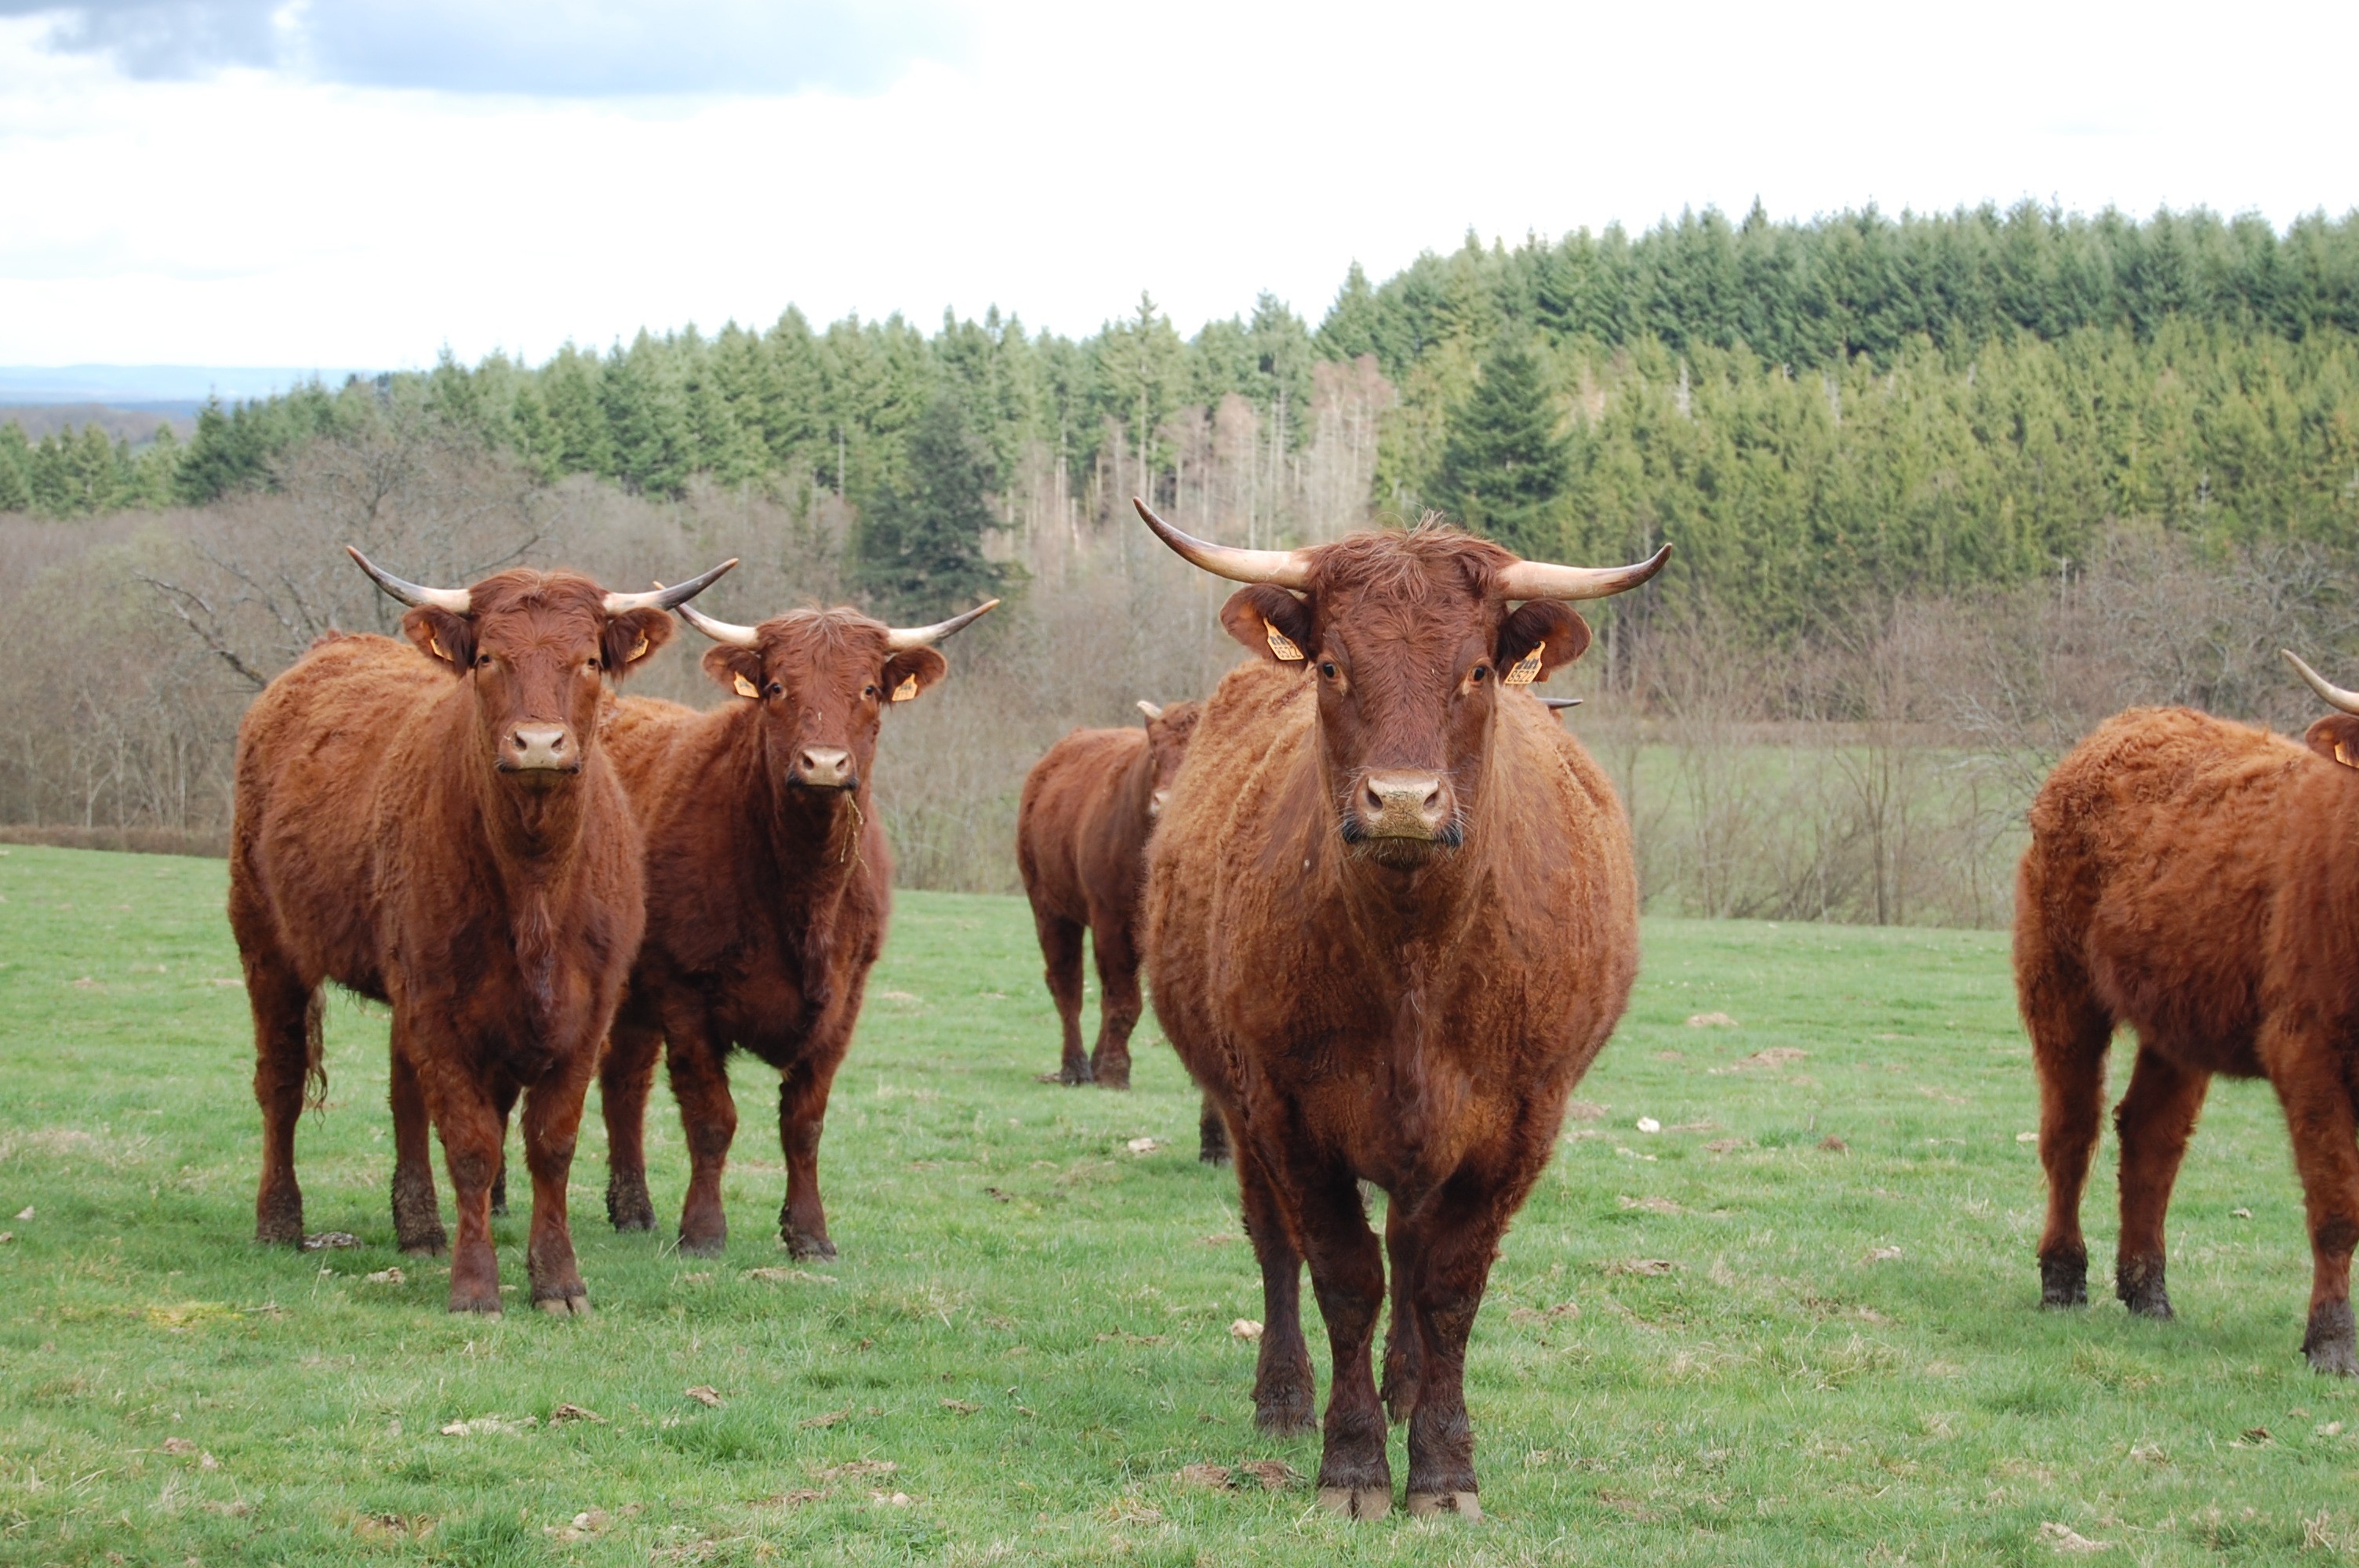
[9, 201, 2358, 639]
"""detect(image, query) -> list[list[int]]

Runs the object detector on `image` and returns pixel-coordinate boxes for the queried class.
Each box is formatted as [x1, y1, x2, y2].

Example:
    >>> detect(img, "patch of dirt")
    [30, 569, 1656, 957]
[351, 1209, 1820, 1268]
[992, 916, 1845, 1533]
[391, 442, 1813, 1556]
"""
[1602, 1258, 1679, 1277]
[1619, 1196, 1683, 1215]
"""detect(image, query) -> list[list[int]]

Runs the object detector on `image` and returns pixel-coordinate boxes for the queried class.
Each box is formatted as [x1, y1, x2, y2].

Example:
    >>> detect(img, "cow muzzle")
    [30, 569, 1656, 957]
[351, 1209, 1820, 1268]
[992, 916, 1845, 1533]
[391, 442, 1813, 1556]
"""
[791, 746, 856, 791]
[500, 724, 579, 775]
[1347, 770, 1458, 844]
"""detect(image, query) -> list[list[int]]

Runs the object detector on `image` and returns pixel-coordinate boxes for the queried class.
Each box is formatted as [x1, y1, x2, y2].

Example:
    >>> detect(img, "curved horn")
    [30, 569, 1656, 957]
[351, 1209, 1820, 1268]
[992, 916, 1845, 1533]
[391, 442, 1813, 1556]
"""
[1133, 498, 1311, 590]
[1136, 699, 1165, 720]
[1495, 543, 1674, 601]
[1539, 696, 1583, 710]
[602, 558, 738, 615]
[347, 546, 471, 614]
[673, 596, 760, 648]
[885, 598, 999, 652]
[2284, 649, 2359, 715]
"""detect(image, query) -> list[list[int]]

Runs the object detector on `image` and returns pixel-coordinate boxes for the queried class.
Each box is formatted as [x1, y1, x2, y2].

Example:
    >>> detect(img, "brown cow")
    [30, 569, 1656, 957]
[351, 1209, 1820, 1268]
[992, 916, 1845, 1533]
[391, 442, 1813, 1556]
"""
[2018, 651, 2359, 1372]
[1016, 699, 1201, 1093]
[597, 595, 995, 1258]
[228, 550, 731, 1315]
[1138, 501, 1664, 1519]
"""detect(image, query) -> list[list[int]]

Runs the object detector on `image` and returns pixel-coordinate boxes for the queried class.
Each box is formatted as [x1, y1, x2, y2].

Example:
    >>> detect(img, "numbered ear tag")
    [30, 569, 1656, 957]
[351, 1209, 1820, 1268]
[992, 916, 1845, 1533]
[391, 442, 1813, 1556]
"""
[1264, 620, 1304, 661]
[429, 633, 449, 661]
[733, 673, 760, 699]
[1502, 648, 1544, 686]
[891, 673, 920, 702]
[630, 633, 650, 662]
[2339, 742, 2356, 768]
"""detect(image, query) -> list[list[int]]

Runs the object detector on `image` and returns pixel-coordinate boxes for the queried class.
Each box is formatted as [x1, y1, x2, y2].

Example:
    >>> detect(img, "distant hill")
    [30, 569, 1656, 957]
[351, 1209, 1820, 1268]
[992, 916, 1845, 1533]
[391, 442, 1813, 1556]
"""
[0, 404, 193, 445]
[0, 365, 375, 408]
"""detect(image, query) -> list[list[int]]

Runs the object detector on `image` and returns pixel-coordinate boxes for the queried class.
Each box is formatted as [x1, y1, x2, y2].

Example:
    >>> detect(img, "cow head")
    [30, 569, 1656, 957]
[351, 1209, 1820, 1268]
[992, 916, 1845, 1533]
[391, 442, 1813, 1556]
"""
[2284, 650, 2359, 768]
[348, 549, 733, 789]
[676, 597, 998, 794]
[1136, 499, 1666, 867]
[1136, 699, 1202, 819]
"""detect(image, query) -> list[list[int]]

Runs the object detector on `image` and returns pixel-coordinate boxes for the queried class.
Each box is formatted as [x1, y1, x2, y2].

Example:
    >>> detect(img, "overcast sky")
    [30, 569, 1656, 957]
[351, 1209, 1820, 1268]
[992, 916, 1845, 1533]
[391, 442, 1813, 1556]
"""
[2, 0, 2354, 373]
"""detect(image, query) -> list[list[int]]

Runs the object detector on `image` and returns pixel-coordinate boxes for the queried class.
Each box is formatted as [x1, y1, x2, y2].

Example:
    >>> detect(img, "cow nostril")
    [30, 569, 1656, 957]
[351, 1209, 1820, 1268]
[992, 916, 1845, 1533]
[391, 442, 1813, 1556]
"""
[1361, 780, 1386, 815]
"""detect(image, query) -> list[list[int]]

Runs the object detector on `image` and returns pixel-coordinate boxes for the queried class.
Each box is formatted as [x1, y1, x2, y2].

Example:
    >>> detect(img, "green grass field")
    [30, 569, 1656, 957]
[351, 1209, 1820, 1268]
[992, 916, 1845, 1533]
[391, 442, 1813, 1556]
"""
[2, 844, 2354, 1565]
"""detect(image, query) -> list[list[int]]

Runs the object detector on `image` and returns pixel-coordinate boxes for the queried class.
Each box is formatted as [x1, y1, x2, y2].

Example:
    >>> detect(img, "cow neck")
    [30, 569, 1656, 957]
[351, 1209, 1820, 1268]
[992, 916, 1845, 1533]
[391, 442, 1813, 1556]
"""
[1113, 733, 1157, 833]
[732, 711, 865, 907]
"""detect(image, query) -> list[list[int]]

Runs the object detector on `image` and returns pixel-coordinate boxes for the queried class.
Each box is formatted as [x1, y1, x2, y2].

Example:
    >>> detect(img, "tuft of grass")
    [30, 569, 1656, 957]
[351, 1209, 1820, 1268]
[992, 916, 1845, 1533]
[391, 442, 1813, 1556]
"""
[0, 844, 2352, 1563]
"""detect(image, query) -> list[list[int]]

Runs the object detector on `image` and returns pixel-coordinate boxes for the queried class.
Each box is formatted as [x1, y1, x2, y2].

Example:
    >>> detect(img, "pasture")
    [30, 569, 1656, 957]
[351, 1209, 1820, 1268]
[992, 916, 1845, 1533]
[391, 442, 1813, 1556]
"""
[0, 844, 2352, 1565]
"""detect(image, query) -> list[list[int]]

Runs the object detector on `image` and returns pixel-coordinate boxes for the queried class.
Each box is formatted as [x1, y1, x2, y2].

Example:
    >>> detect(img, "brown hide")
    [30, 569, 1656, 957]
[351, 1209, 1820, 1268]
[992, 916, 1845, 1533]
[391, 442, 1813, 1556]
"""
[2017, 703, 2359, 1371]
[598, 607, 951, 1259]
[1016, 702, 1201, 1087]
[1144, 526, 1641, 1516]
[227, 568, 679, 1315]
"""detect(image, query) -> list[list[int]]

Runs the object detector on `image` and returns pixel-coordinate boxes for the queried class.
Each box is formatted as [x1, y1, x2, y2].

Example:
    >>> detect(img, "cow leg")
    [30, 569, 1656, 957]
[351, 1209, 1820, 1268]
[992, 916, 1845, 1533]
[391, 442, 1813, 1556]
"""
[600, 1018, 663, 1232]
[667, 1028, 738, 1257]
[520, 1055, 595, 1317]
[1035, 912, 1091, 1085]
[388, 1043, 445, 1254]
[2273, 1052, 2359, 1374]
[2025, 949, 2112, 1308]
[421, 1068, 505, 1315]
[1399, 1182, 1514, 1521]
[777, 1052, 845, 1259]
[1380, 1197, 1422, 1425]
[244, 953, 314, 1246]
[2112, 1043, 2211, 1319]
[1267, 1139, 1390, 1519]
[488, 1079, 520, 1218]
[1198, 1093, 1231, 1166]
[1234, 1130, 1314, 1436]
[1085, 913, 1140, 1091]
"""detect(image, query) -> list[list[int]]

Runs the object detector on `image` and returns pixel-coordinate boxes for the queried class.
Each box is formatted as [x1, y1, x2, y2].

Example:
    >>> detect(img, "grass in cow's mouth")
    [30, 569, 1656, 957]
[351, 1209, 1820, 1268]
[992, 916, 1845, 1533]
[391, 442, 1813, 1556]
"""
[0, 842, 2353, 1563]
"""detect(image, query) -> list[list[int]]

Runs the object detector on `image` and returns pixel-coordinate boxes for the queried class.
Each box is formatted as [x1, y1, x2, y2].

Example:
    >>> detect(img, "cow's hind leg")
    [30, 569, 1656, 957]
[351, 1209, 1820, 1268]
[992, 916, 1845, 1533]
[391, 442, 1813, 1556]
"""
[2272, 1043, 2359, 1374]
[1085, 913, 1140, 1091]
[599, 1018, 663, 1232]
[1235, 1131, 1313, 1436]
[245, 951, 317, 1245]
[1198, 1093, 1230, 1166]
[521, 1054, 596, 1317]
[1380, 1196, 1421, 1425]
[389, 1041, 445, 1254]
[777, 1052, 844, 1259]
[2113, 1042, 2211, 1319]
[1034, 911, 1090, 1085]
[666, 1025, 738, 1257]
[489, 1080, 519, 1218]
[2023, 940, 2113, 1308]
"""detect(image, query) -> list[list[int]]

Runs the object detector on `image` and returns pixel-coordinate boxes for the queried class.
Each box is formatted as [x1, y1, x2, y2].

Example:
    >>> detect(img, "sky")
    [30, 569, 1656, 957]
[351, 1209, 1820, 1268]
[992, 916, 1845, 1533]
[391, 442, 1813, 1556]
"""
[2, 0, 2356, 379]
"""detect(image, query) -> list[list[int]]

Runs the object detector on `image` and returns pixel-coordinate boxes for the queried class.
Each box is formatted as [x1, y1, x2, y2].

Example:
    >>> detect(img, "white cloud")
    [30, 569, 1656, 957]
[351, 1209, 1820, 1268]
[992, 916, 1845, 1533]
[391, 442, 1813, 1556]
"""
[1, 0, 2354, 369]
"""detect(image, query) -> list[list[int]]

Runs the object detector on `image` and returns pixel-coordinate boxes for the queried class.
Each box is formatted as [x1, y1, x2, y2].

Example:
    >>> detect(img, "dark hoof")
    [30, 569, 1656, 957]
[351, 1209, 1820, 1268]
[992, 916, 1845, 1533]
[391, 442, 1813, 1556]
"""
[1199, 1146, 1232, 1167]
[398, 1229, 449, 1257]
[783, 1229, 838, 1261]
[256, 1186, 304, 1245]
[1316, 1486, 1391, 1520]
[2306, 1301, 2357, 1375]
[1092, 1061, 1132, 1091]
[2117, 1255, 2172, 1319]
[605, 1180, 657, 1233]
[677, 1230, 727, 1259]
[1406, 1490, 1481, 1521]
[1254, 1388, 1316, 1438]
[534, 1290, 593, 1319]
[2039, 1250, 2088, 1309]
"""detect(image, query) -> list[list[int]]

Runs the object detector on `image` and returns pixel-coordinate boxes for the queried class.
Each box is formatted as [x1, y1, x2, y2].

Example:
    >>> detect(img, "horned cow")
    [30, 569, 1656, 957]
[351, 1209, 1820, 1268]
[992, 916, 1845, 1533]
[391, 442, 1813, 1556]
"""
[1138, 500, 1664, 1519]
[598, 595, 994, 1258]
[2017, 651, 2359, 1372]
[227, 550, 731, 1315]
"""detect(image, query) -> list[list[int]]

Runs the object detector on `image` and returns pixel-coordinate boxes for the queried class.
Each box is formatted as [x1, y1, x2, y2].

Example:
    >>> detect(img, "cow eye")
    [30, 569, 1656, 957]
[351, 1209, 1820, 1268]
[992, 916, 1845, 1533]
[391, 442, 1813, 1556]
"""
[1319, 661, 1338, 679]
[765, 682, 783, 699]
[1470, 665, 1488, 681]
[585, 657, 602, 673]
[475, 653, 493, 668]
[863, 684, 880, 700]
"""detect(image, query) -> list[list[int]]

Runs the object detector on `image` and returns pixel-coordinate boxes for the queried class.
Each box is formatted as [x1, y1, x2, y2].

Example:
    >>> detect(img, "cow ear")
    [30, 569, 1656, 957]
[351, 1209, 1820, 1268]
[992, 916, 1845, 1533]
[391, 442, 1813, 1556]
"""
[882, 646, 949, 703]
[602, 608, 674, 678]
[1219, 586, 1315, 663]
[2305, 714, 2359, 768]
[401, 606, 474, 672]
[702, 644, 764, 698]
[1495, 601, 1592, 684]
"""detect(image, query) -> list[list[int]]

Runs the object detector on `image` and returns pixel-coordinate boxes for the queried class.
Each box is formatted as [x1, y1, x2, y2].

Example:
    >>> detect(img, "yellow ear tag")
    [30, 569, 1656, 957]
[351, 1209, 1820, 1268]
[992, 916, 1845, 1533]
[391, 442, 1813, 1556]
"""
[1264, 620, 1304, 661]
[2339, 742, 2355, 768]
[733, 673, 760, 699]
[1503, 648, 1543, 686]
[630, 633, 650, 662]
[891, 673, 920, 702]
[429, 633, 449, 661]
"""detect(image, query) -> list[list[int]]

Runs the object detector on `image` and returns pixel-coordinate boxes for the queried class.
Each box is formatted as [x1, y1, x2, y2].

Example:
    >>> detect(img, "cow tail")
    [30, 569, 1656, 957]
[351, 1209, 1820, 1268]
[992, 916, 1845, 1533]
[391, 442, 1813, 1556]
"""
[302, 987, 328, 1112]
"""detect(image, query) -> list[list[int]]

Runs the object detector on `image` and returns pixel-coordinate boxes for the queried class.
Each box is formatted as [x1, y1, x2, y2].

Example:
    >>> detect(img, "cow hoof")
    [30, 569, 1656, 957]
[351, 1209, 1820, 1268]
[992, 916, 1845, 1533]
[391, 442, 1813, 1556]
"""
[1092, 1065, 1131, 1091]
[2038, 1252, 2088, 1309]
[2305, 1301, 2357, 1374]
[1199, 1147, 1232, 1167]
[605, 1184, 656, 1233]
[1316, 1486, 1391, 1521]
[1406, 1490, 1481, 1522]
[2117, 1256, 2172, 1319]
[398, 1230, 449, 1257]
[536, 1294, 593, 1319]
[256, 1191, 304, 1246]
[1255, 1406, 1316, 1438]
[449, 1294, 503, 1317]
[676, 1232, 726, 1259]
[784, 1231, 838, 1261]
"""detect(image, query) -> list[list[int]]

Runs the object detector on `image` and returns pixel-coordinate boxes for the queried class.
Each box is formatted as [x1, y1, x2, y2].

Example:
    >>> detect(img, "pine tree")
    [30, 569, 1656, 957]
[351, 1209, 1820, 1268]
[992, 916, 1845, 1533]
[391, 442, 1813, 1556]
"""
[0, 423, 31, 512]
[854, 387, 1005, 620]
[1316, 262, 1382, 361]
[1429, 338, 1571, 557]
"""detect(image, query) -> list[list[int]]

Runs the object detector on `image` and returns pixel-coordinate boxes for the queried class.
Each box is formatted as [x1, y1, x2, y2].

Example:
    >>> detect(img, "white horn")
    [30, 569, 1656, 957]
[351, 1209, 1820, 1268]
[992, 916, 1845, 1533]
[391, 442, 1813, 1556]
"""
[885, 598, 999, 652]
[674, 597, 760, 648]
[1136, 699, 1165, 720]
[1495, 543, 1674, 601]
[2284, 649, 2359, 715]
[347, 546, 471, 613]
[602, 558, 737, 615]
[1133, 498, 1311, 589]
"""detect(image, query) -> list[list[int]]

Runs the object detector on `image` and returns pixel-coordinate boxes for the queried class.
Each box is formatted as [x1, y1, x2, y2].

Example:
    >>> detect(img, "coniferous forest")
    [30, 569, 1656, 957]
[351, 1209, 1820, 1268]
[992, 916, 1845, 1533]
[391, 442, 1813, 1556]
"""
[8, 201, 2359, 924]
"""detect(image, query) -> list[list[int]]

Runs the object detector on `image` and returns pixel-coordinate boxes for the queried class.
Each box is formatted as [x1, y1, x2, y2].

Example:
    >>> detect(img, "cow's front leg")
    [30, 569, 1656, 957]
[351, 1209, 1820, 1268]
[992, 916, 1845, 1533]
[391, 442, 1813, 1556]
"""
[521, 1051, 596, 1316]
[1268, 1134, 1389, 1519]
[1398, 1181, 1518, 1520]
[420, 1062, 505, 1315]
